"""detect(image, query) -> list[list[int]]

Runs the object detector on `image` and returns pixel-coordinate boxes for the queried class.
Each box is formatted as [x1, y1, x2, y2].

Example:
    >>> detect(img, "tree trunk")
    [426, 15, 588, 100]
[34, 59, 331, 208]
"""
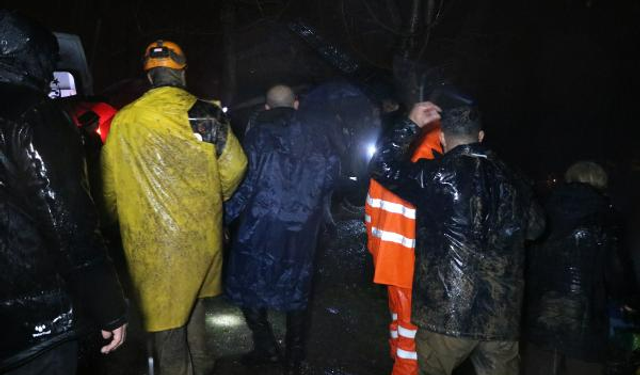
[221, 0, 237, 106]
[402, 0, 422, 59]
[384, 0, 403, 30]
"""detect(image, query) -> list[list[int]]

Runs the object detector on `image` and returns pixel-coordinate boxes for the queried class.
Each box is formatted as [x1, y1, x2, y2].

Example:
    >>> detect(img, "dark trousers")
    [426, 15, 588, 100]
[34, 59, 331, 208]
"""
[151, 298, 211, 375]
[522, 342, 604, 375]
[241, 307, 307, 363]
[6, 341, 78, 375]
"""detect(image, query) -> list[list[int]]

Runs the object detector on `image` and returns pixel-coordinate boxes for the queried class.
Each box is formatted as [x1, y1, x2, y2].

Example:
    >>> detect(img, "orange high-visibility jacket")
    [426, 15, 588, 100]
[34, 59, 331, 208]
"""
[366, 124, 441, 375]
[366, 125, 442, 288]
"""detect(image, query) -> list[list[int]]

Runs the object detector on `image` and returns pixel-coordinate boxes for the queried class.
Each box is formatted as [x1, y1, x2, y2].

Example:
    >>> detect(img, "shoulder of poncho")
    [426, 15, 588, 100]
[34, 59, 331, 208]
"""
[122, 87, 194, 111]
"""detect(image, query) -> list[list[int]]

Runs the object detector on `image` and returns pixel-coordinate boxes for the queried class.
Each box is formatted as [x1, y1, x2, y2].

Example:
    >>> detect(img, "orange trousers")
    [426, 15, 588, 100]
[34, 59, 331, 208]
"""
[388, 285, 418, 375]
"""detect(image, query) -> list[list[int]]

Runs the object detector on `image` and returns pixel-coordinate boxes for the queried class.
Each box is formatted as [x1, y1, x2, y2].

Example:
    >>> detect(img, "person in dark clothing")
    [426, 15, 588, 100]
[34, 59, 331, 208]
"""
[225, 85, 340, 375]
[0, 11, 127, 374]
[523, 161, 617, 375]
[76, 110, 105, 198]
[370, 102, 545, 375]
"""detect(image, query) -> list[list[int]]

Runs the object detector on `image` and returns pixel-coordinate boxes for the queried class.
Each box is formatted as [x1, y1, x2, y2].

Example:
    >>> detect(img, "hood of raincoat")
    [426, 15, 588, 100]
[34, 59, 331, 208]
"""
[525, 182, 616, 360]
[0, 11, 58, 93]
[370, 119, 545, 341]
[546, 182, 610, 237]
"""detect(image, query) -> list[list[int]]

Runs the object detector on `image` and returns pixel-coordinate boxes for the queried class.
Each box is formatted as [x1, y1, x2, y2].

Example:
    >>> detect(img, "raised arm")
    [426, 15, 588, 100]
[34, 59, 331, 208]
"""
[369, 102, 442, 205]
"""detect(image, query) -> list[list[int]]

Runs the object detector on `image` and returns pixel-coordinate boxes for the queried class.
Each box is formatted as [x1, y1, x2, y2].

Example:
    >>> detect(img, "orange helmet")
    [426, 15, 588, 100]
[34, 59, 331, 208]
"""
[143, 40, 187, 71]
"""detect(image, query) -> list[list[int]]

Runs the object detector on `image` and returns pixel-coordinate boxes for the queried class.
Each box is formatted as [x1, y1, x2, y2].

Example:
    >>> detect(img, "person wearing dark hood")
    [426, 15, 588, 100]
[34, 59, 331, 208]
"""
[0, 11, 128, 374]
[370, 102, 545, 375]
[523, 161, 618, 375]
[225, 84, 340, 375]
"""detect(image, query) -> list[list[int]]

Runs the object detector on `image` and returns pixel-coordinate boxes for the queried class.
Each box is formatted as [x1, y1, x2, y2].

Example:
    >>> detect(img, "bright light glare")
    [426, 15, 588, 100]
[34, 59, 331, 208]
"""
[222, 106, 229, 113]
[349, 176, 358, 181]
[366, 144, 377, 159]
[206, 313, 243, 328]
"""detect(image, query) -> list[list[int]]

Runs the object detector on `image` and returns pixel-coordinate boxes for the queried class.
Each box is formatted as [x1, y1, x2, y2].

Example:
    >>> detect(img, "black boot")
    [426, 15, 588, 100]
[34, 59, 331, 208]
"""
[284, 309, 307, 375]
[240, 307, 282, 366]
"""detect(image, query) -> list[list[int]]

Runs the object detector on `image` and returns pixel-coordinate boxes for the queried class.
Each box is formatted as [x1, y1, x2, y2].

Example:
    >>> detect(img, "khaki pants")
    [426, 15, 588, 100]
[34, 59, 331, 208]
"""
[415, 329, 519, 375]
[151, 299, 213, 375]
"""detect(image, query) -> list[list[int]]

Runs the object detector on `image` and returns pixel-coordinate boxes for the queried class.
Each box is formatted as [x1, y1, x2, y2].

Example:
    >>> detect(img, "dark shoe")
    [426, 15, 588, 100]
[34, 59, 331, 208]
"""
[241, 307, 282, 366]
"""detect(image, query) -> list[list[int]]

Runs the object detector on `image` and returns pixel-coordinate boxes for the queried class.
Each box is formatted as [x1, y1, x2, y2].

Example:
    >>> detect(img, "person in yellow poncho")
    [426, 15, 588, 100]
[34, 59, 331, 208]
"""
[100, 40, 247, 375]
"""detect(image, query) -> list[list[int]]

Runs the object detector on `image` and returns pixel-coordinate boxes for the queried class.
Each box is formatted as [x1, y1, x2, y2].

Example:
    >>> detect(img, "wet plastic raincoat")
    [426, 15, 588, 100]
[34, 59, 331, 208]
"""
[370, 119, 544, 340]
[0, 11, 126, 370]
[225, 107, 340, 311]
[101, 86, 246, 332]
[525, 182, 617, 361]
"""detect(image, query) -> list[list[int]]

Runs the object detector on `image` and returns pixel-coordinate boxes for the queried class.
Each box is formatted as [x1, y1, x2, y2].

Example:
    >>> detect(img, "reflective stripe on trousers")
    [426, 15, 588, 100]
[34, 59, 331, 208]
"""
[389, 286, 418, 375]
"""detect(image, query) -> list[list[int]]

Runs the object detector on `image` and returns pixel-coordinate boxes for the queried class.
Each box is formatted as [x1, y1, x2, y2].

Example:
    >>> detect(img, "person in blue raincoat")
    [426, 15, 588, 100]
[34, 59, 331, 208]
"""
[225, 84, 340, 375]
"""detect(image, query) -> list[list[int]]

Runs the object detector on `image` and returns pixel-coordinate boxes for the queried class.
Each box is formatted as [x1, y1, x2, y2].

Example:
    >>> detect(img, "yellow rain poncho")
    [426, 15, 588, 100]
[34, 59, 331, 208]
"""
[101, 86, 247, 332]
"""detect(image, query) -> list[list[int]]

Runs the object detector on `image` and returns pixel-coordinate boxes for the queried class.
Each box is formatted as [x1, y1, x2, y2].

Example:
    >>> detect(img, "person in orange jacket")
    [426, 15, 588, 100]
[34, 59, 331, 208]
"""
[366, 119, 442, 375]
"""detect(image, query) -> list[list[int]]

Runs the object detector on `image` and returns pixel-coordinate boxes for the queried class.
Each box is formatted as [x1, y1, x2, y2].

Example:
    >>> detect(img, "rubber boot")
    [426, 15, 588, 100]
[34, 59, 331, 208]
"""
[240, 307, 282, 366]
[284, 309, 307, 375]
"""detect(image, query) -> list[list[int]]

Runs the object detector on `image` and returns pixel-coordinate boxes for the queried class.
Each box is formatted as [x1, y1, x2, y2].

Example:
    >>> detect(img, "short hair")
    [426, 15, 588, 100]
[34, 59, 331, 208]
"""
[565, 161, 608, 190]
[148, 66, 185, 88]
[266, 85, 296, 108]
[440, 106, 482, 138]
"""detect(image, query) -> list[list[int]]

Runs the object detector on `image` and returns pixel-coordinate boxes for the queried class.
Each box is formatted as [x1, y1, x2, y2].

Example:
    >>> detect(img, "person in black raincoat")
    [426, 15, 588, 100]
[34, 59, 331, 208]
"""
[523, 161, 618, 375]
[370, 102, 544, 375]
[0, 11, 128, 374]
[225, 85, 340, 375]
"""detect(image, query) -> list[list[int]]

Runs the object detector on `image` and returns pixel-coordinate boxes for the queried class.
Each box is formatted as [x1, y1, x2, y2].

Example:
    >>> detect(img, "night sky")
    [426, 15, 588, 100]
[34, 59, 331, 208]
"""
[5, 0, 640, 210]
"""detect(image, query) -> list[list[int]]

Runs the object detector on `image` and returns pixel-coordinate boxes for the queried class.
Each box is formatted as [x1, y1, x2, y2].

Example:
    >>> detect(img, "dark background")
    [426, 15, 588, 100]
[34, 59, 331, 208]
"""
[5, 0, 640, 211]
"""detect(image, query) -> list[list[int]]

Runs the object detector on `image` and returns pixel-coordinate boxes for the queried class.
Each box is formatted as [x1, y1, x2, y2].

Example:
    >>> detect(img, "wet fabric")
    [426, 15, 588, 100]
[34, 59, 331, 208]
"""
[366, 126, 442, 289]
[0, 11, 127, 371]
[101, 86, 247, 331]
[370, 119, 544, 341]
[415, 330, 519, 375]
[525, 182, 616, 361]
[388, 285, 419, 375]
[225, 107, 340, 311]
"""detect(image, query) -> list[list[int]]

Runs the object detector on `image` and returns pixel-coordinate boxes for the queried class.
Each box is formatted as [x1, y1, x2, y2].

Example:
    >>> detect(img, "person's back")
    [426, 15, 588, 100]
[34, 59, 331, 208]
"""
[0, 11, 127, 373]
[225, 85, 340, 375]
[413, 142, 532, 338]
[371, 103, 544, 375]
[524, 161, 614, 375]
[226, 104, 339, 308]
[101, 40, 247, 375]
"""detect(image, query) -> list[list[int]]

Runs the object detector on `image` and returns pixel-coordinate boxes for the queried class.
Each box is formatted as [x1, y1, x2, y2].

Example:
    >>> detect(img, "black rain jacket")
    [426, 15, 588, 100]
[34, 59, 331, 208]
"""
[370, 119, 544, 340]
[525, 182, 617, 361]
[0, 11, 126, 371]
